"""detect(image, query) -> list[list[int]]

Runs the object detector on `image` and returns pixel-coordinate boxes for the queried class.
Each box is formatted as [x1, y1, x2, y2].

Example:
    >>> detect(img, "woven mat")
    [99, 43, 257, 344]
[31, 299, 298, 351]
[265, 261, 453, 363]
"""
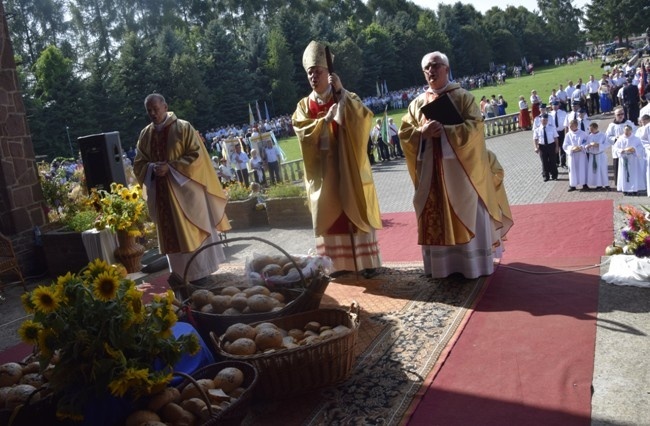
[242, 263, 487, 425]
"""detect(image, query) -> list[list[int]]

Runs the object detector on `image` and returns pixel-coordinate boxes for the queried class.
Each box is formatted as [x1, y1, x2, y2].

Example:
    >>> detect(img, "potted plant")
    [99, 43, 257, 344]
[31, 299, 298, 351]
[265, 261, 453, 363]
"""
[265, 183, 311, 228]
[18, 260, 200, 423]
[224, 182, 268, 229]
[90, 183, 148, 273]
[38, 161, 94, 276]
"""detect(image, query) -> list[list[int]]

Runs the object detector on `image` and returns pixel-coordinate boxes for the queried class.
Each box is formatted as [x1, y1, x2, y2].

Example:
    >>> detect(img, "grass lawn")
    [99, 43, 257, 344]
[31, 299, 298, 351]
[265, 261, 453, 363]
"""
[277, 60, 606, 161]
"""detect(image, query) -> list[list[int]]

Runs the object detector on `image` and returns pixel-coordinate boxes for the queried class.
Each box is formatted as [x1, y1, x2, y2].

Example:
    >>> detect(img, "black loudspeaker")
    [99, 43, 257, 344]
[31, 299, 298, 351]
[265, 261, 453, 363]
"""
[78, 131, 127, 191]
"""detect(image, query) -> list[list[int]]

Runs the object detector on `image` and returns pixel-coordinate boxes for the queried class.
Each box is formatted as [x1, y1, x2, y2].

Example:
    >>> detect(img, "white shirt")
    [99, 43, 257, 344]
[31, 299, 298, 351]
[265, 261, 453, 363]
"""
[230, 151, 249, 171]
[586, 80, 600, 94]
[534, 124, 559, 145]
[264, 145, 281, 163]
[550, 109, 567, 131]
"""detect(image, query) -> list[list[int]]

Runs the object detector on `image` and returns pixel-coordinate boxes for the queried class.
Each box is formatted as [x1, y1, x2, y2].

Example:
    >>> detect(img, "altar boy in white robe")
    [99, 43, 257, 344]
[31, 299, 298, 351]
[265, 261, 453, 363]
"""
[635, 115, 650, 193]
[563, 119, 589, 191]
[614, 125, 645, 195]
[585, 122, 610, 190]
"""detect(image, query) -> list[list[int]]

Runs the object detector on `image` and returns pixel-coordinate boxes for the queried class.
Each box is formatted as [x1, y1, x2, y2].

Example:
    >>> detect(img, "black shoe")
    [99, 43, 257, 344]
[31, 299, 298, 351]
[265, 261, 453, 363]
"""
[568, 187, 576, 192]
[551, 176, 558, 180]
[544, 177, 550, 182]
[363, 268, 378, 279]
[580, 185, 590, 192]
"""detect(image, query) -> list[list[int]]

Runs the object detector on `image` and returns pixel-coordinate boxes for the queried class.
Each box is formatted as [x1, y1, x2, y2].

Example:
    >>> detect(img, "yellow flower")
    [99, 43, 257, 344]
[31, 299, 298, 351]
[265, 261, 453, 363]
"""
[93, 272, 120, 301]
[103, 342, 125, 362]
[56, 271, 76, 287]
[108, 367, 150, 397]
[185, 334, 201, 356]
[18, 319, 42, 344]
[83, 258, 111, 280]
[148, 372, 173, 395]
[37, 328, 57, 360]
[21, 292, 35, 314]
[19, 259, 194, 418]
[32, 285, 60, 314]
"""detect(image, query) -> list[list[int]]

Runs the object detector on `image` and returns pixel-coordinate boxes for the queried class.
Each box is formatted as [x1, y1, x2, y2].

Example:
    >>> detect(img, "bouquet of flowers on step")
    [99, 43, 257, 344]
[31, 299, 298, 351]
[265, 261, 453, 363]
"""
[89, 182, 148, 237]
[619, 204, 650, 257]
[18, 259, 200, 421]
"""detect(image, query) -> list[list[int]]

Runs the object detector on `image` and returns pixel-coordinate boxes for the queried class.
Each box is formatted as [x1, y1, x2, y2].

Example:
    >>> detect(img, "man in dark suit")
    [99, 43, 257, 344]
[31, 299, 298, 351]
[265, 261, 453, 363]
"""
[622, 77, 641, 124]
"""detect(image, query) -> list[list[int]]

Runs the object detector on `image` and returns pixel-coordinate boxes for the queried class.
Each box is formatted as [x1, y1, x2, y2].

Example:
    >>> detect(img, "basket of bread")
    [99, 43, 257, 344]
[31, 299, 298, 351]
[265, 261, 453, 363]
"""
[124, 361, 258, 426]
[209, 304, 360, 399]
[179, 237, 332, 342]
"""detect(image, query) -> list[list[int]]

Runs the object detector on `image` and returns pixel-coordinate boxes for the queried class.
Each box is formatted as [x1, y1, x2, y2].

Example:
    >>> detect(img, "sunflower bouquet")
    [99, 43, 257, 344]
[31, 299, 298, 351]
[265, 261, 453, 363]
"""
[18, 259, 200, 421]
[90, 182, 147, 237]
[619, 204, 650, 257]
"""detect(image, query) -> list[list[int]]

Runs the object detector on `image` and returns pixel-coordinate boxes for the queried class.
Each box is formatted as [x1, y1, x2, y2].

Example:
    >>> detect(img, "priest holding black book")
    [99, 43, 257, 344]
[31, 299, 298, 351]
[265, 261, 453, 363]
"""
[399, 51, 513, 279]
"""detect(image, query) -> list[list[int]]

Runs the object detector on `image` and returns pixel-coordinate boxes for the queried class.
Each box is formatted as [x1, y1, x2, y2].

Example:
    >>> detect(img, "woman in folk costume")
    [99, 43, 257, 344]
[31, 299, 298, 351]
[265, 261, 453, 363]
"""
[614, 125, 645, 195]
[530, 90, 542, 119]
[585, 122, 611, 190]
[399, 51, 512, 279]
[292, 41, 382, 278]
[518, 96, 532, 130]
[563, 119, 589, 191]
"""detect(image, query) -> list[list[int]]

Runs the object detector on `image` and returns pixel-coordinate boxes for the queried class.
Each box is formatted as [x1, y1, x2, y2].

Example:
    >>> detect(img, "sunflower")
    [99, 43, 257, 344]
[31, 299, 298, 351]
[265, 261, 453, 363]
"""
[93, 271, 120, 302]
[184, 334, 201, 356]
[18, 319, 42, 344]
[148, 371, 173, 395]
[83, 258, 111, 281]
[21, 292, 35, 314]
[32, 285, 61, 314]
[37, 328, 57, 360]
[108, 367, 150, 397]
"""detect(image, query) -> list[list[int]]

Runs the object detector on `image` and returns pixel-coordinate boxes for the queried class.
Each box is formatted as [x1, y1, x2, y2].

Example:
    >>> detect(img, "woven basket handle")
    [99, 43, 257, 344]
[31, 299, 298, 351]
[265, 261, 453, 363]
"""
[173, 371, 214, 417]
[181, 236, 307, 292]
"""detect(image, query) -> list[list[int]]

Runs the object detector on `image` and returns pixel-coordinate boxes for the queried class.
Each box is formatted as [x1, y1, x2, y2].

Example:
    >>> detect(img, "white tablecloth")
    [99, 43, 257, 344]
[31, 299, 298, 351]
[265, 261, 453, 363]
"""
[602, 255, 650, 288]
[81, 228, 118, 264]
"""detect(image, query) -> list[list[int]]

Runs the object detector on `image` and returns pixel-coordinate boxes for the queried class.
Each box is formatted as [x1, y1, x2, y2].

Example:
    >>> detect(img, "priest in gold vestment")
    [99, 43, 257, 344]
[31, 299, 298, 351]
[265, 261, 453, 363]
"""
[134, 94, 230, 284]
[399, 52, 513, 279]
[292, 41, 382, 278]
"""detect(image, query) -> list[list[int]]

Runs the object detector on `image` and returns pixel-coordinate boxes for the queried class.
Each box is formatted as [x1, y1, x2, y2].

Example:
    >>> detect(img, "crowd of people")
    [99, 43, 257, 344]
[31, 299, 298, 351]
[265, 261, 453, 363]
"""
[526, 58, 650, 197]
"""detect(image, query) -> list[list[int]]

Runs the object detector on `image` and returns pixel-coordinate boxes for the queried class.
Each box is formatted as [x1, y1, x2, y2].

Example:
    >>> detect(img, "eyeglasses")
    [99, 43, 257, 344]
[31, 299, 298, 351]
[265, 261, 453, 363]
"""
[423, 62, 446, 71]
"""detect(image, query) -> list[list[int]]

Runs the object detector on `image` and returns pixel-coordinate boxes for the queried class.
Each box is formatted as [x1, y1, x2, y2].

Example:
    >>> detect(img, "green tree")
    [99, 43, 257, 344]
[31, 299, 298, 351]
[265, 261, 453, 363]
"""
[5, 0, 68, 68]
[537, 0, 582, 53]
[331, 38, 364, 92]
[583, 0, 649, 45]
[202, 20, 256, 127]
[110, 32, 155, 142]
[32, 45, 90, 158]
[356, 23, 399, 97]
[491, 29, 522, 66]
[265, 28, 298, 115]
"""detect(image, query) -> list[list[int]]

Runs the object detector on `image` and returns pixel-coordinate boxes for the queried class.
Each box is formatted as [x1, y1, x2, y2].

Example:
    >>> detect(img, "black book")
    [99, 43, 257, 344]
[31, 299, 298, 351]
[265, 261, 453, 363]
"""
[420, 93, 464, 125]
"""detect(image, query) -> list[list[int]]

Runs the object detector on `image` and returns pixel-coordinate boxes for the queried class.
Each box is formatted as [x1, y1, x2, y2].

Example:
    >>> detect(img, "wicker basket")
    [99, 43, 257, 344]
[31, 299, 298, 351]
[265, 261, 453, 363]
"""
[210, 305, 360, 399]
[178, 237, 330, 343]
[0, 387, 56, 426]
[175, 361, 258, 426]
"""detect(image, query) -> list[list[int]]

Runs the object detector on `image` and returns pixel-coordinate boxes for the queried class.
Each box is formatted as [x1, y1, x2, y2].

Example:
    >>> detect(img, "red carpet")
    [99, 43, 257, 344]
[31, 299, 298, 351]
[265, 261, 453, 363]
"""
[377, 212, 420, 262]
[406, 200, 613, 426]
